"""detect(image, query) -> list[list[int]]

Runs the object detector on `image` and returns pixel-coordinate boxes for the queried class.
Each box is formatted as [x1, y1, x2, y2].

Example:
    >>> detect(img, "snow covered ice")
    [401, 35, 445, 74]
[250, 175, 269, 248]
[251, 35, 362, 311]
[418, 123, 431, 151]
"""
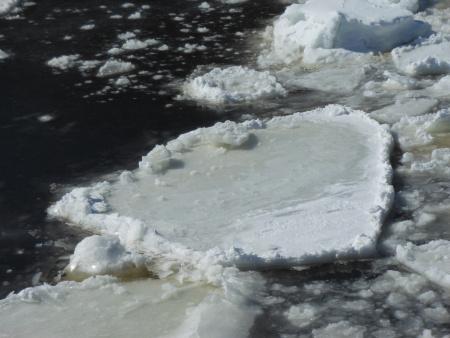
[48, 105, 393, 269]
[260, 0, 431, 65]
[181, 66, 287, 104]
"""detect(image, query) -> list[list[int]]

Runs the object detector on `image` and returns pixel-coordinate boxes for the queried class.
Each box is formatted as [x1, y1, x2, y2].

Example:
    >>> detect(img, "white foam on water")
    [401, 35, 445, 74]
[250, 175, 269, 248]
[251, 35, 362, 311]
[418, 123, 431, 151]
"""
[48, 105, 393, 270]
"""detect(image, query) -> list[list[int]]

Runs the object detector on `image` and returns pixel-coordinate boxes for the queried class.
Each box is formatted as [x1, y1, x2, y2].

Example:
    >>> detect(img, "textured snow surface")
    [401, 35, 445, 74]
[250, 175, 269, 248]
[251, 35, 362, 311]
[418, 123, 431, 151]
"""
[392, 35, 450, 76]
[48, 105, 393, 270]
[397, 240, 450, 290]
[262, 0, 430, 65]
[181, 66, 286, 104]
[0, 271, 263, 338]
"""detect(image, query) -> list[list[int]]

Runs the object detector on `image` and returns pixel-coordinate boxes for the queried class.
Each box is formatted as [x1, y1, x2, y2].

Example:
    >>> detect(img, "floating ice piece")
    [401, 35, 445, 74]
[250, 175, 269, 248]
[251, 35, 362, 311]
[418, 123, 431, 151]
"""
[407, 148, 450, 178]
[121, 38, 159, 50]
[97, 59, 135, 77]
[181, 66, 287, 104]
[0, 48, 8, 59]
[47, 54, 80, 70]
[48, 105, 393, 269]
[370, 96, 438, 124]
[312, 321, 366, 338]
[265, 0, 430, 64]
[0, 0, 18, 14]
[0, 271, 263, 338]
[66, 235, 147, 279]
[392, 35, 450, 76]
[397, 240, 450, 289]
[391, 109, 450, 150]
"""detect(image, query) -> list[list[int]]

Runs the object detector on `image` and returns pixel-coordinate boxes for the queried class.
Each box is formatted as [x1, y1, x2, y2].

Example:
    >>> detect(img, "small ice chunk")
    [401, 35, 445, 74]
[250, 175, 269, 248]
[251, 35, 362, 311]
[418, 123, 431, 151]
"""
[198, 2, 211, 10]
[181, 66, 287, 104]
[312, 321, 366, 338]
[392, 35, 450, 76]
[138, 145, 172, 174]
[128, 11, 141, 20]
[285, 304, 320, 328]
[0, 48, 8, 59]
[370, 97, 438, 124]
[121, 38, 158, 51]
[37, 114, 54, 123]
[47, 55, 80, 70]
[66, 235, 146, 279]
[118, 31, 136, 40]
[80, 23, 95, 31]
[97, 59, 135, 77]
[391, 109, 450, 150]
[397, 240, 450, 289]
[115, 76, 130, 86]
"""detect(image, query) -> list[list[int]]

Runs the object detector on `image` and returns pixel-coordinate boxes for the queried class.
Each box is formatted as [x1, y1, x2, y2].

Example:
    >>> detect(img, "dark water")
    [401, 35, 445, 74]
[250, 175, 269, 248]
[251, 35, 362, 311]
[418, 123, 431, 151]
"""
[0, 0, 287, 297]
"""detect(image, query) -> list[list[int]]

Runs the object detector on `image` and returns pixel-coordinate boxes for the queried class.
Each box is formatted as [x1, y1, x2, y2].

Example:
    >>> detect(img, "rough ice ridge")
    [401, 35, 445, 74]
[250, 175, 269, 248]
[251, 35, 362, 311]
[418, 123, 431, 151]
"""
[392, 35, 450, 76]
[48, 105, 393, 272]
[261, 0, 430, 65]
[180, 66, 287, 104]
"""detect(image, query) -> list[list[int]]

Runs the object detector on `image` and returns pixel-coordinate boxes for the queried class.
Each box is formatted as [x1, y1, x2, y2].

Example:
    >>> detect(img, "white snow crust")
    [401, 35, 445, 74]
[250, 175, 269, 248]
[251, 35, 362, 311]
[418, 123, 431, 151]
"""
[261, 0, 430, 65]
[181, 66, 286, 104]
[48, 105, 393, 270]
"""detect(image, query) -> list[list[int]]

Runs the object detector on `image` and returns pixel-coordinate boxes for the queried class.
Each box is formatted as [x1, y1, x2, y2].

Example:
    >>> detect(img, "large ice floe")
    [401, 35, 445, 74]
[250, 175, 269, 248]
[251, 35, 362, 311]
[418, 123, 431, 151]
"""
[0, 270, 264, 338]
[180, 66, 287, 104]
[47, 105, 393, 270]
[259, 0, 430, 65]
